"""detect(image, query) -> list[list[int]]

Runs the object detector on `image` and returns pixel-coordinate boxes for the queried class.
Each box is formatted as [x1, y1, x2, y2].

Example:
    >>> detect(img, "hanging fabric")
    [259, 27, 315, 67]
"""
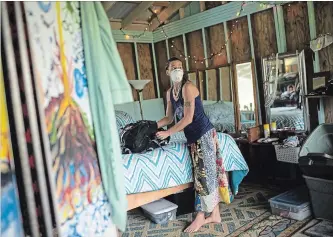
[80, 2, 133, 231]
[2, 3, 40, 236]
[12, 2, 57, 236]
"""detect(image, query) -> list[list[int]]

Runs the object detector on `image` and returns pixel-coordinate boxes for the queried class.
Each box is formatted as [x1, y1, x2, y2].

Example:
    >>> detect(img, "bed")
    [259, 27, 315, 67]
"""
[116, 111, 249, 210]
[203, 102, 256, 133]
[270, 107, 305, 130]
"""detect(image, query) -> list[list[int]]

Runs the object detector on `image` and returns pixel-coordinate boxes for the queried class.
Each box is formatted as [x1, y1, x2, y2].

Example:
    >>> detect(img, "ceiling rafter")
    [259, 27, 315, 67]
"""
[102, 1, 116, 13]
[149, 1, 188, 31]
[121, 1, 154, 29]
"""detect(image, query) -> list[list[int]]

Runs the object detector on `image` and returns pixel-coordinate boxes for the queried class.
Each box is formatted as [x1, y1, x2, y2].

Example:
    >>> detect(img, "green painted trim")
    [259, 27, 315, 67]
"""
[219, 68, 223, 101]
[182, 34, 190, 70]
[134, 42, 144, 101]
[276, 5, 287, 53]
[247, 14, 262, 124]
[165, 39, 170, 59]
[202, 28, 209, 67]
[223, 22, 231, 64]
[247, 15, 255, 59]
[307, 1, 325, 124]
[153, 2, 289, 42]
[134, 42, 141, 80]
[202, 28, 209, 98]
[307, 1, 320, 73]
[273, 6, 282, 53]
[151, 43, 161, 98]
[113, 30, 153, 43]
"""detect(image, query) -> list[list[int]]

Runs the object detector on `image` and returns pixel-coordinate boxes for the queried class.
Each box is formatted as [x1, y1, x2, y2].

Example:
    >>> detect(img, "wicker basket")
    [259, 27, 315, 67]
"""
[274, 145, 301, 164]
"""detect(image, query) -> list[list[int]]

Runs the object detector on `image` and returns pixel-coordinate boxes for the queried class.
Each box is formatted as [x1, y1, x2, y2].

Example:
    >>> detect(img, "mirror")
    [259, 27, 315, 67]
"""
[262, 53, 306, 131]
[234, 62, 258, 132]
[186, 66, 235, 133]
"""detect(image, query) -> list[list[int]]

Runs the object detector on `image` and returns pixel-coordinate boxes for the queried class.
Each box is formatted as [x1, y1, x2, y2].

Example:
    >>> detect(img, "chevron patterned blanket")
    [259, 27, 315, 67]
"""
[123, 132, 248, 195]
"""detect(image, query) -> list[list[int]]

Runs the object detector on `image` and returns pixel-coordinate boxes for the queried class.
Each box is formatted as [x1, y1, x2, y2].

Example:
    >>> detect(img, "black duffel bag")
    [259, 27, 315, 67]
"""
[120, 120, 170, 154]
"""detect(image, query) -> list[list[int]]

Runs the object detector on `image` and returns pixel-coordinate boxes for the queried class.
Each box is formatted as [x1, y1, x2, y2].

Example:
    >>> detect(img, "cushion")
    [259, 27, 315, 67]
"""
[115, 110, 135, 133]
[204, 102, 235, 125]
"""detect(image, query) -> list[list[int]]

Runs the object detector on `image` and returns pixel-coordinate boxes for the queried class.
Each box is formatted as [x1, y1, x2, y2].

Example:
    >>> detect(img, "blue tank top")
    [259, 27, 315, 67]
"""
[170, 85, 213, 144]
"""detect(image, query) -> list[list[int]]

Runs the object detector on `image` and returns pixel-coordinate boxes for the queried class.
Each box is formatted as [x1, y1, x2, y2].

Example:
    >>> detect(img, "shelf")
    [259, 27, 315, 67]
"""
[304, 94, 333, 99]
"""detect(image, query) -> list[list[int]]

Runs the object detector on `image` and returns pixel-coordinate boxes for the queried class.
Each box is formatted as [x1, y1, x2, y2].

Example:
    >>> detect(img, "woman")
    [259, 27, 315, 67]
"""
[156, 57, 230, 233]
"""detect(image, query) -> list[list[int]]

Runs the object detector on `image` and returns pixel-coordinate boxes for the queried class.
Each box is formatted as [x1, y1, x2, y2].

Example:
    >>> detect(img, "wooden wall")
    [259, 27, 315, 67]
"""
[137, 43, 156, 100]
[154, 41, 169, 104]
[116, 2, 333, 123]
[228, 17, 251, 63]
[283, 2, 311, 52]
[186, 30, 205, 71]
[116, 42, 157, 101]
[168, 35, 186, 69]
[117, 43, 138, 101]
[206, 23, 228, 67]
[315, 1, 333, 123]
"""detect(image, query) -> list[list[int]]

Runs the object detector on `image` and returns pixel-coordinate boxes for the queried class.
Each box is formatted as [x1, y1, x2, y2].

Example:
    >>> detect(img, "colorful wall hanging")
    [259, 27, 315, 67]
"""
[24, 2, 116, 236]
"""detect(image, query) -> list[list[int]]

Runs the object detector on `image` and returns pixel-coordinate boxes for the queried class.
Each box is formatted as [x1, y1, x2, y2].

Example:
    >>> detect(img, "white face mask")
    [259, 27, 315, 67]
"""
[170, 69, 184, 83]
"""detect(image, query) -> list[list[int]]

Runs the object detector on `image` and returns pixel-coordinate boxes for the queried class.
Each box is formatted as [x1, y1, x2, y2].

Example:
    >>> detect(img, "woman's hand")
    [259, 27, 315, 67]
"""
[156, 130, 171, 140]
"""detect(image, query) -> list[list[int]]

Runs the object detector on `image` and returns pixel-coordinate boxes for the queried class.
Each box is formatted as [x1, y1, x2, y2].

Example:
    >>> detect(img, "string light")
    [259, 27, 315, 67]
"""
[119, 1, 283, 67]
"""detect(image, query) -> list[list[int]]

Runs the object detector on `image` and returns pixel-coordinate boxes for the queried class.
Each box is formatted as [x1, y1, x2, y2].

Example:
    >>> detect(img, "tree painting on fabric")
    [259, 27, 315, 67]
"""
[0, 65, 24, 237]
[24, 2, 113, 236]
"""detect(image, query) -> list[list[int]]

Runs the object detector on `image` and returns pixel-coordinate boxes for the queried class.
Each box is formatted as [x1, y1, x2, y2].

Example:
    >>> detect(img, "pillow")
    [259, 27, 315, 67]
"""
[115, 110, 135, 133]
[204, 102, 235, 124]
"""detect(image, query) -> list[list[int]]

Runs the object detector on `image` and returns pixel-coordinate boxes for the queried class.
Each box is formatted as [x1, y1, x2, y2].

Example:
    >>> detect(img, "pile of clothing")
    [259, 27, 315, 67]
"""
[120, 120, 170, 154]
[282, 136, 299, 148]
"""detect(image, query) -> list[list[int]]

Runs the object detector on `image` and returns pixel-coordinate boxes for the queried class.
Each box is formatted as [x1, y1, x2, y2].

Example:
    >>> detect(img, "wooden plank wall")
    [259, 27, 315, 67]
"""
[117, 43, 138, 101]
[117, 43, 157, 101]
[315, 1, 333, 123]
[168, 36, 186, 67]
[154, 41, 169, 105]
[116, 2, 333, 123]
[228, 16, 251, 63]
[186, 30, 205, 70]
[206, 23, 228, 67]
[283, 2, 311, 52]
[137, 43, 156, 100]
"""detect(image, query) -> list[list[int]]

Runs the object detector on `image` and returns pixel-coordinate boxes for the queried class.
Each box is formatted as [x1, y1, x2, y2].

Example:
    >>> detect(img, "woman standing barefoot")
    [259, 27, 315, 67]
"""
[156, 57, 230, 233]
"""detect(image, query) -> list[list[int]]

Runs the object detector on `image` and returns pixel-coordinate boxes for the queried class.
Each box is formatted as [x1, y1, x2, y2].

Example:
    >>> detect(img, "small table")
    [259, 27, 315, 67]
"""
[248, 141, 304, 187]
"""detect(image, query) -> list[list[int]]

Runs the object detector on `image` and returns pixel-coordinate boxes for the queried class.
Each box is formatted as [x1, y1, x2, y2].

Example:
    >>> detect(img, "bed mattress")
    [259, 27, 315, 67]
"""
[123, 132, 248, 195]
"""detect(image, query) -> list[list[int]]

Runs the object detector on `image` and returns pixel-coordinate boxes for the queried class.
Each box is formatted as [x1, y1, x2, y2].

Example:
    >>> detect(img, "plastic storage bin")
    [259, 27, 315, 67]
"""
[165, 188, 195, 216]
[303, 175, 333, 221]
[141, 199, 178, 224]
[268, 187, 311, 221]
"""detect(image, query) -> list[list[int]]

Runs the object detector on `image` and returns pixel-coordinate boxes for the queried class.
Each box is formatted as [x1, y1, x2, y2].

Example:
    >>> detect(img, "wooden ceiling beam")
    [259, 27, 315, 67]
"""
[152, 1, 170, 7]
[102, 1, 116, 13]
[111, 20, 149, 31]
[149, 1, 188, 31]
[121, 1, 154, 29]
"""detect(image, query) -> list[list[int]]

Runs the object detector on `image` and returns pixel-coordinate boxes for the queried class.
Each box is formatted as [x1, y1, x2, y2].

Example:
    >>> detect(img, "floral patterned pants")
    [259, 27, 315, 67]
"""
[189, 129, 230, 213]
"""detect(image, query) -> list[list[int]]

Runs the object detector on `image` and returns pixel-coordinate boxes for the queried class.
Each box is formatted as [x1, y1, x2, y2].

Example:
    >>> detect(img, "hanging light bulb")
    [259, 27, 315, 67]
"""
[171, 45, 174, 48]
[194, 61, 197, 63]
[125, 34, 130, 39]
[236, 11, 241, 16]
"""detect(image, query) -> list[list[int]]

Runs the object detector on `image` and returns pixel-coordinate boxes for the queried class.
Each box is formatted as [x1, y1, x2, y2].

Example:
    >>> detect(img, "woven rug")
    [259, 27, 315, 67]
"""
[121, 184, 312, 237]
[293, 219, 333, 237]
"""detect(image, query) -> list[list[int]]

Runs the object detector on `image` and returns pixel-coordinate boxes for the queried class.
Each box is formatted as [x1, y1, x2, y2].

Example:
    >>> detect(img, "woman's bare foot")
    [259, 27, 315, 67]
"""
[184, 205, 221, 233]
[205, 205, 221, 224]
[184, 212, 206, 233]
